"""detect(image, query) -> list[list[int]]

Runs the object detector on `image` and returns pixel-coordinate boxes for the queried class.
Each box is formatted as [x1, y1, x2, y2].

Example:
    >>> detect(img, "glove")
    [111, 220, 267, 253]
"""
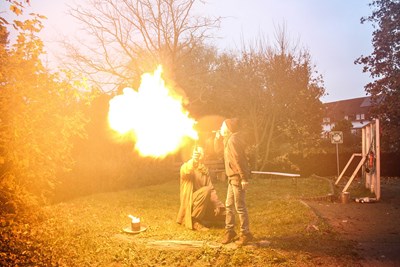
[214, 206, 220, 216]
[215, 130, 221, 139]
[241, 180, 249, 190]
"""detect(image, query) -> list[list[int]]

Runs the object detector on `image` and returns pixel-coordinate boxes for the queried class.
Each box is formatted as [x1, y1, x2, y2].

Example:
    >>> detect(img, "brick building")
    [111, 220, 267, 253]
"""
[322, 96, 376, 136]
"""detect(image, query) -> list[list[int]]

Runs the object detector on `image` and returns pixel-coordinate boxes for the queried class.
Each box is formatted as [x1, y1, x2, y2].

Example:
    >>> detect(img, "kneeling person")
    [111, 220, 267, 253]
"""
[176, 146, 225, 230]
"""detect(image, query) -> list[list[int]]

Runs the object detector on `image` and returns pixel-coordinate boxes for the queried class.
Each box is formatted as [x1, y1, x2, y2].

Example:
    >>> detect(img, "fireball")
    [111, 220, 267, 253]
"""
[108, 66, 198, 158]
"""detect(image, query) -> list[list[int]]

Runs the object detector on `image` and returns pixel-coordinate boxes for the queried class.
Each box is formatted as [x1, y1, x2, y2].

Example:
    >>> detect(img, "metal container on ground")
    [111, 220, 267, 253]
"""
[341, 192, 350, 204]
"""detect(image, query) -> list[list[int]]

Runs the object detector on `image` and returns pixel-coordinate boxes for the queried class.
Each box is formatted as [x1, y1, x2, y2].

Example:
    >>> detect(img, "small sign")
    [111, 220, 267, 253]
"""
[330, 131, 343, 144]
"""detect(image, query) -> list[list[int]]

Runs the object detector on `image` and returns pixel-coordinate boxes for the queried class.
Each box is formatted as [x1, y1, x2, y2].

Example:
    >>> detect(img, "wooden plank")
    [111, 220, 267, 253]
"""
[146, 240, 221, 250]
[335, 153, 361, 185]
[365, 125, 372, 188]
[251, 171, 300, 177]
[375, 119, 381, 200]
[342, 156, 366, 192]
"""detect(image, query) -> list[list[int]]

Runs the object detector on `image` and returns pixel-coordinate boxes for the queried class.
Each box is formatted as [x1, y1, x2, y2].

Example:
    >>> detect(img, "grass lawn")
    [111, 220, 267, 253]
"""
[1, 176, 361, 266]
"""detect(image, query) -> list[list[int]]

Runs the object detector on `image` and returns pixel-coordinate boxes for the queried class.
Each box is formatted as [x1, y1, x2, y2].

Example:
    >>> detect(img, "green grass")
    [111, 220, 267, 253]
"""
[5, 176, 361, 266]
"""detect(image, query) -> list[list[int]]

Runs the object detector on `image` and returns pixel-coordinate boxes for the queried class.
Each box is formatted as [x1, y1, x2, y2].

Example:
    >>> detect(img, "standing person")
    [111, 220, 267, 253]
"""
[214, 118, 253, 245]
[176, 146, 225, 231]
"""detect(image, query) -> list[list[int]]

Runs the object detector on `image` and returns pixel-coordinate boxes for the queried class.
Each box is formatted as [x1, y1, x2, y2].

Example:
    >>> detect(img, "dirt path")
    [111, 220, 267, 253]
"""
[305, 178, 400, 267]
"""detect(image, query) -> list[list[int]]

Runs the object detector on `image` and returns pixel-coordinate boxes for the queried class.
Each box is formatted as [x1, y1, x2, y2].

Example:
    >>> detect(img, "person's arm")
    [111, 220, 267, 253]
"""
[180, 159, 195, 181]
[207, 182, 224, 215]
[214, 131, 224, 154]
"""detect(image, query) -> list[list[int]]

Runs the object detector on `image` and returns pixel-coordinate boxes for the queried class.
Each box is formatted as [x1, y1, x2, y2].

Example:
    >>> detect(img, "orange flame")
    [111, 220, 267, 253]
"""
[108, 66, 198, 158]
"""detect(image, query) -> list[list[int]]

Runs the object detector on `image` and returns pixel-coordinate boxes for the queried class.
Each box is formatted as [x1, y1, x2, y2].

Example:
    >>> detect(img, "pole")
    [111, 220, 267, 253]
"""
[336, 143, 340, 177]
[251, 171, 300, 177]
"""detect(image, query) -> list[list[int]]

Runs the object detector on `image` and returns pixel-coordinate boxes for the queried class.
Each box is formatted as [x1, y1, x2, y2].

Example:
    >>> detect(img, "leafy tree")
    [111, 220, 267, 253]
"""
[355, 0, 400, 152]
[331, 119, 353, 135]
[0, 1, 90, 212]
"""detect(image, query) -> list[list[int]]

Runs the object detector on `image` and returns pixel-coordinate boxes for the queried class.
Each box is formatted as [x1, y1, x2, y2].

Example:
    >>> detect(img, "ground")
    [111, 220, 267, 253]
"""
[305, 177, 400, 267]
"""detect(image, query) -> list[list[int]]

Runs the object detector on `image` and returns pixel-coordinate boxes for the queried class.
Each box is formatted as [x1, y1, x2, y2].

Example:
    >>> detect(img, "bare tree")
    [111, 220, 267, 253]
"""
[207, 26, 325, 172]
[61, 0, 221, 93]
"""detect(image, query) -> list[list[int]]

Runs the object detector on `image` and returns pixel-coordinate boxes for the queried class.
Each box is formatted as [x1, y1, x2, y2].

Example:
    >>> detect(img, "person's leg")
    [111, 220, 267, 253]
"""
[221, 182, 237, 244]
[191, 186, 211, 221]
[233, 185, 253, 245]
[233, 185, 250, 235]
[225, 183, 235, 231]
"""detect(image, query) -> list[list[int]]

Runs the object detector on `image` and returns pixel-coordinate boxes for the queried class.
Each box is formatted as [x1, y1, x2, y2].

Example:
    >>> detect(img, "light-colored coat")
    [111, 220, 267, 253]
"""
[176, 159, 224, 229]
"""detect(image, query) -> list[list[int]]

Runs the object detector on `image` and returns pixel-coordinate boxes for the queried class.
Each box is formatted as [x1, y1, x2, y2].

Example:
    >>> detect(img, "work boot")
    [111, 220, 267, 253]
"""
[193, 221, 209, 231]
[221, 230, 237, 244]
[235, 232, 254, 246]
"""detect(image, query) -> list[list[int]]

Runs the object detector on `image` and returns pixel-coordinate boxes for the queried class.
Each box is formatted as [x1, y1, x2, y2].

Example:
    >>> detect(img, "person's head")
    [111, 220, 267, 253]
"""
[221, 118, 240, 136]
[192, 146, 204, 162]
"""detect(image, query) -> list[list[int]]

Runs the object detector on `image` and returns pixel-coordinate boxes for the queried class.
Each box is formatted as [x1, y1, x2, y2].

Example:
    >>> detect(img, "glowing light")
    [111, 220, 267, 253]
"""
[128, 215, 140, 223]
[108, 66, 198, 158]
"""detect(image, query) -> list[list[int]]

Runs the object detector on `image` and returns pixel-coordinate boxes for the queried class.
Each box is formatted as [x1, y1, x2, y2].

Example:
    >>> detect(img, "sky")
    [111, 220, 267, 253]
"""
[3, 0, 375, 103]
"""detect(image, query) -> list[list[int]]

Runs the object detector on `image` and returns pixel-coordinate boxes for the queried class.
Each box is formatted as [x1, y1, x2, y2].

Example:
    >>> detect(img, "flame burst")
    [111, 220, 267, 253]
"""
[108, 66, 198, 158]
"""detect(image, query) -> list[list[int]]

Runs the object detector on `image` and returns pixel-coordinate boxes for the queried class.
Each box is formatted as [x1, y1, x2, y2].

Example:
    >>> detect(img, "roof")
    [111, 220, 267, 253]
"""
[324, 96, 373, 121]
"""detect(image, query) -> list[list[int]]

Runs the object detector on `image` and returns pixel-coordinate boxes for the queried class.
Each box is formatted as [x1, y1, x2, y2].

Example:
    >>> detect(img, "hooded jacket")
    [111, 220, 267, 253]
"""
[214, 123, 250, 184]
[223, 132, 250, 183]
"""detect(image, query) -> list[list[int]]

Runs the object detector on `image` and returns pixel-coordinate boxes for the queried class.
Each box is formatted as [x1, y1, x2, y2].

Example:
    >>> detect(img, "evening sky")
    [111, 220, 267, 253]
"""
[2, 0, 375, 103]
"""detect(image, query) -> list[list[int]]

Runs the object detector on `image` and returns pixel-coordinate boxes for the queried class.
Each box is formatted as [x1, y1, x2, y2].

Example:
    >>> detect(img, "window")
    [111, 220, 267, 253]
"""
[356, 114, 365, 120]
